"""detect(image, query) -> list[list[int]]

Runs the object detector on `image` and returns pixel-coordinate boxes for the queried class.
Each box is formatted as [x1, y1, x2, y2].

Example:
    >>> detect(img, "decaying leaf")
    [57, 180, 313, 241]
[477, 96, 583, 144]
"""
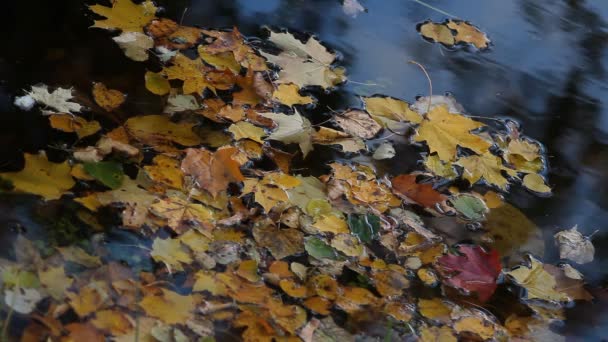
[506, 256, 571, 302]
[16, 84, 82, 115]
[181, 147, 245, 197]
[554, 226, 594, 264]
[334, 109, 382, 139]
[112, 31, 154, 61]
[260, 110, 314, 156]
[456, 152, 514, 190]
[48, 114, 101, 138]
[272, 83, 315, 107]
[392, 174, 446, 208]
[419, 20, 490, 49]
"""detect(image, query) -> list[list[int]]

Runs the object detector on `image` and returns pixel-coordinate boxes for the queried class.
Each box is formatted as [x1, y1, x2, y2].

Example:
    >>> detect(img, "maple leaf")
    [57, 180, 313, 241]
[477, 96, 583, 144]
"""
[150, 237, 193, 271]
[253, 223, 304, 259]
[181, 146, 245, 197]
[125, 114, 202, 150]
[242, 172, 301, 212]
[162, 53, 235, 95]
[414, 105, 491, 162]
[312, 127, 366, 153]
[363, 96, 423, 126]
[506, 256, 571, 302]
[554, 226, 594, 264]
[228, 121, 266, 144]
[0, 152, 75, 200]
[391, 174, 446, 208]
[89, 0, 157, 33]
[150, 196, 216, 231]
[147, 18, 203, 50]
[436, 245, 501, 302]
[202, 27, 267, 71]
[272, 83, 315, 107]
[261, 31, 345, 88]
[139, 288, 196, 324]
[260, 110, 314, 157]
[455, 152, 515, 190]
[16, 85, 82, 115]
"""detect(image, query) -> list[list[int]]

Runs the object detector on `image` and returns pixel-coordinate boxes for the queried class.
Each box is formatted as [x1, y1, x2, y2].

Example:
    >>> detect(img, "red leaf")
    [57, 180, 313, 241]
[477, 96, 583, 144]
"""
[436, 245, 501, 302]
[391, 174, 446, 208]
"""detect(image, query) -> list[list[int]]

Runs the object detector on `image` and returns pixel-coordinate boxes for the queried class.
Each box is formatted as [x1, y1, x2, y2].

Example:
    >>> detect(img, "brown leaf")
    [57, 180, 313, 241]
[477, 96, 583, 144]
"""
[334, 109, 382, 139]
[392, 174, 446, 208]
[181, 146, 245, 197]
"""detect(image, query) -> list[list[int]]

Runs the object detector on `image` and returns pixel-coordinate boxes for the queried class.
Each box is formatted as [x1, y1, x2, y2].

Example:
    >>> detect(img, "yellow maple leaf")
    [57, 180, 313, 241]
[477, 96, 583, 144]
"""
[0, 152, 75, 200]
[89, 0, 157, 33]
[363, 96, 423, 125]
[455, 152, 515, 189]
[228, 121, 266, 143]
[139, 288, 196, 324]
[143, 154, 184, 189]
[506, 257, 570, 302]
[125, 115, 202, 149]
[149, 196, 216, 230]
[415, 105, 491, 162]
[242, 173, 301, 213]
[272, 83, 314, 107]
[162, 53, 234, 95]
[150, 237, 193, 271]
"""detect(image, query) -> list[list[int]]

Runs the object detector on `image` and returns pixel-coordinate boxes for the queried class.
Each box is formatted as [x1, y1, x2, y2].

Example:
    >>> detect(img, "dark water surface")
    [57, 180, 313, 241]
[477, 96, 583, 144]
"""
[1, 0, 608, 340]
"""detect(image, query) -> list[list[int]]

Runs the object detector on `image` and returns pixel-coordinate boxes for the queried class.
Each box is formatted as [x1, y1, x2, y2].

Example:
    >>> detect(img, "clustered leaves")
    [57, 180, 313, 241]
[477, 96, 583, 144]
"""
[0, 1, 594, 341]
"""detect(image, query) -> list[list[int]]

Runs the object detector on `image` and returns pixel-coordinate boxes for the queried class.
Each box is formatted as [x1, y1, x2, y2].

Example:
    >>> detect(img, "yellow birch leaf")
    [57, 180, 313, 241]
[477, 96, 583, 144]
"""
[144, 71, 170, 95]
[418, 298, 451, 324]
[198, 47, 241, 74]
[139, 289, 196, 324]
[312, 214, 349, 234]
[92, 83, 126, 112]
[522, 173, 551, 194]
[150, 196, 215, 230]
[38, 266, 73, 300]
[420, 325, 457, 342]
[0, 152, 75, 200]
[89, 0, 157, 33]
[420, 22, 455, 45]
[453, 316, 495, 340]
[48, 115, 102, 139]
[237, 260, 261, 283]
[446, 20, 490, 49]
[91, 310, 133, 336]
[415, 105, 490, 162]
[143, 155, 184, 189]
[279, 279, 310, 298]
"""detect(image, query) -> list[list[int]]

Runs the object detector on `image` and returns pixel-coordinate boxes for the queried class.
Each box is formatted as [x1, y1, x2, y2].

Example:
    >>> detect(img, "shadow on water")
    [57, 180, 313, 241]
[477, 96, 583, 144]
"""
[1, 0, 608, 339]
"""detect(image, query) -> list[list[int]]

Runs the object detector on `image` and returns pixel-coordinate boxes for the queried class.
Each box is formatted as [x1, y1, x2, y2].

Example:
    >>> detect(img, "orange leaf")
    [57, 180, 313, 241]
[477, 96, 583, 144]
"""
[392, 174, 446, 208]
[181, 146, 245, 197]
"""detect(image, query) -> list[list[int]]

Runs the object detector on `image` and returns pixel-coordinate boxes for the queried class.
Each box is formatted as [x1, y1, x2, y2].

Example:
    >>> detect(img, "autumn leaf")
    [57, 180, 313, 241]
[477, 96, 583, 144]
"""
[554, 226, 594, 264]
[16, 84, 82, 115]
[363, 96, 423, 126]
[436, 245, 501, 302]
[414, 105, 490, 162]
[181, 146, 245, 197]
[150, 196, 216, 230]
[143, 154, 184, 189]
[261, 30, 345, 88]
[242, 172, 300, 212]
[0, 152, 75, 200]
[334, 109, 382, 139]
[125, 115, 202, 149]
[113, 31, 154, 61]
[201, 27, 267, 71]
[48, 114, 101, 139]
[147, 18, 203, 50]
[260, 110, 314, 156]
[446, 20, 491, 49]
[89, 0, 157, 33]
[419, 22, 455, 46]
[228, 121, 266, 143]
[92, 83, 126, 111]
[506, 256, 570, 302]
[253, 223, 304, 259]
[150, 237, 193, 271]
[424, 154, 457, 179]
[144, 71, 170, 95]
[522, 173, 551, 194]
[272, 83, 315, 107]
[162, 53, 235, 95]
[456, 152, 515, 190]
[139, 288, 196, 324]
[391, 174, 446, 208]
[312, 127, 366, 153]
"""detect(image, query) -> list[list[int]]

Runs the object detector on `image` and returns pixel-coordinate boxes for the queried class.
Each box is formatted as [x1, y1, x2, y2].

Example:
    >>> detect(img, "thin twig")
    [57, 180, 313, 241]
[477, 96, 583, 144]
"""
[408, 60, 433, 114]
[410, 0, 458, 19]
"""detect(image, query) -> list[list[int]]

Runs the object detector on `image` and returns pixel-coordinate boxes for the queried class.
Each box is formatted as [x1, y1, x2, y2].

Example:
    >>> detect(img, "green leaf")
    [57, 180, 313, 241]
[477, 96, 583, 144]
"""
[450, 194, 488, 221]
[305, 237, 339, 260]
[2, 268, 40, 288]
[348, 214, 381, 243]
[83, 161, 124, 189]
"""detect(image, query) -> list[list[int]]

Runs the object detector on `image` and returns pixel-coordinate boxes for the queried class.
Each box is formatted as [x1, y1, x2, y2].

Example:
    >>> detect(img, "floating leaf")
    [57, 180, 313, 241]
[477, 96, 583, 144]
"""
[334, 109, 381, 139]
[83, 161, 124, 189]
[228, 121, 266, 143]
[456, 152, 514, 190]
[305, 237, 340, 260]
[554, 226, 594, 264]
[437, 245, 501, 302]
[392, 174, 446, 208]
[522, 173, 551, 194]
[419, 22, 455, 46]
[506, 256, 570, 302]
[260, 110, 314, 157]
[272, 83, 315, 107]
[18, 84, 82, 114]
[144, 71, 170, 95]
[113, 31, 154, 61]
[48, 114, 101, 139]
[139, 288, 196, 324]
[150, 237, 193, 271]
[0, 152, 75, 200]
[363, 96, 422, 126]
[446, 20, 490, 49]
[450, 193, 488, 221]
[92, 83, 126, 111]
[89, 0, 157, 32]
[347, 214, 380, 243]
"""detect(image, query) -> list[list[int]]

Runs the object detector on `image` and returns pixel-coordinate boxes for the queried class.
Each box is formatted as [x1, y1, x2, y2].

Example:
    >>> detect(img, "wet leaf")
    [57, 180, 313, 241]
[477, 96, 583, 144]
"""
[456, 152, 514, 190]
[48, 114, 101, 139]
[418, 298, 451, 323]
[260, 110, 314, 156]
[113, 31, 154, 61]
[415, 105, 490, 162]
[253, 224, 304, 259]
[446, 20, 490, 49]
[228, 121, 266, 143]
[164, 94, 200, 114]
[392, 174, 446, 208]
[89, 0, 157, 32]
[334, 109, 382, 139]
[38, 266, 73, 300]
[305, 237, 340, 260]
[150, 237, 193, 271]
[83, 161, 124, 189]
[144, 71, 170, 95]
[347, 213, 380, 243]
[4, 288, 43, 314]
[554, 226, 594, 264]
[125, 114, 202, 148]
[363, 96, 422, 128]
[17, 84, 82, 114]
[522, 173, 551, 194]
[92, 83, 126, 112]
[419, 22, 455, 46]
[453, 316, 495, 340]
[437, 245, 501, 302]
[150, 196, 215, 230]
[311, 127, 367, 153]
[506, 256, 570, 302]
[450, 193, 488, 221]
[90, 310, 133, 336]
[272, 83, 315, 106]
[181, 147, 244, 197]
[372, 142, 396, 160]
[0, 152, 75, 200]
[148, 18, 203, 50]
[139, 288, 196, 324]
[424, 154, 457, 179]
[162, 53, 234, 95]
